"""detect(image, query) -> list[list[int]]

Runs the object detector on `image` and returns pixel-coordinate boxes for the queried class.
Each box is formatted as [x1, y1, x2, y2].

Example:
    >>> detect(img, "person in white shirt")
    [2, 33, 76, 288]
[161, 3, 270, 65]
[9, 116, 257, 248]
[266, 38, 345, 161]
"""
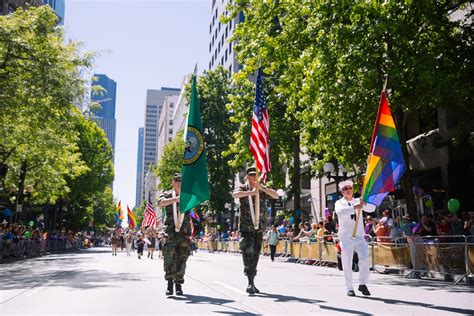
[335, 180, 376, 297]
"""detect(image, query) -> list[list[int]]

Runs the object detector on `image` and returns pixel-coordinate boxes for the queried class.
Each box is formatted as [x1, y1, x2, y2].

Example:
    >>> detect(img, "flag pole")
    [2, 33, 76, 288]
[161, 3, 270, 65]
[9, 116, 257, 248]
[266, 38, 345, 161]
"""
[353, 76, 388, 237]
[254, 167, 260, 230]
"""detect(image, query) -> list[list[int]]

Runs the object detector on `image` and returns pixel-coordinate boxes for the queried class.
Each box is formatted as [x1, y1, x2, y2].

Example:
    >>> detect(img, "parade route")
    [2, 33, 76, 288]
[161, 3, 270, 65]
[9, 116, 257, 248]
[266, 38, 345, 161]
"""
[1, 248, 473, 315]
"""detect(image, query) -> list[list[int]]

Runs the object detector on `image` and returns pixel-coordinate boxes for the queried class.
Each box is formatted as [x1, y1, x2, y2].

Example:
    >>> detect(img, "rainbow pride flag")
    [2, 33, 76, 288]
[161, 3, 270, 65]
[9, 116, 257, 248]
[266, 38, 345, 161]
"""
[361, 92, 406, 206]
[127, 205, 136, 229]
[115, 200, 123, 224]
[189, 209, 200, 222]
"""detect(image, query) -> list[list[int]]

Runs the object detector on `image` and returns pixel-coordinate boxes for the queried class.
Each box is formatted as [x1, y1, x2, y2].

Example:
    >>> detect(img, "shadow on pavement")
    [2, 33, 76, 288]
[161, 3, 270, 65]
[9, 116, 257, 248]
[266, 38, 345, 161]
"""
[170, 294, 258, 315]
[318, 304, 373, 315]
[1, 268, 143, 291]
[255, 292, 325, 305]
[359, 296, 474, 315]
[372, 277, 474, 293]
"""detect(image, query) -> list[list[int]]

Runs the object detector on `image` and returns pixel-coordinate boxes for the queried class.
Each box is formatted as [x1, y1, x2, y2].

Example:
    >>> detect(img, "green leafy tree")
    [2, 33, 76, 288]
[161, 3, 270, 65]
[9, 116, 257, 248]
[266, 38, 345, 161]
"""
[64, 116, 115, 230]
[196, 66, 238, 219]
[155, 131, 184, 191]
[0, 6, 97, 226]
[226, 1, 473, 213]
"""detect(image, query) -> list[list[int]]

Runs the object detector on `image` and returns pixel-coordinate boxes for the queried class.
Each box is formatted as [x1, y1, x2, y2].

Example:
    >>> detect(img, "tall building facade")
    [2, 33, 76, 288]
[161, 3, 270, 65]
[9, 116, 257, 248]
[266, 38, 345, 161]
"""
[90, 74, 117, 163]
[135, 127, 144, 208]
[209, 0, 243, 73]
[136, 87, 180, 207]
[157, 95, 179, 161]
[2, 0, 64, 23]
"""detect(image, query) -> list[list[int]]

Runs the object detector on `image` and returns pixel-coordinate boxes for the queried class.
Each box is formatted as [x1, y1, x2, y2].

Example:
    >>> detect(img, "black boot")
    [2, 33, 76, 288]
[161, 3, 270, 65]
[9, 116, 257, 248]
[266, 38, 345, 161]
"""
[175, 283, 183, 295]
[246, 276, 255, 295]
[166, 280, 173, 296]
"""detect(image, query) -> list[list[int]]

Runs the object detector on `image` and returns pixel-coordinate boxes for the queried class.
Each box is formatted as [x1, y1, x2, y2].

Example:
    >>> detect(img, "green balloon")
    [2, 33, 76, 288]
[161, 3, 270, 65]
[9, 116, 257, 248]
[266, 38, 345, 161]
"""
[24, 231, 32, 238]
[424, 199, 433, 208]
[29, 221, 34, 227]
[447, 198, 460, 213]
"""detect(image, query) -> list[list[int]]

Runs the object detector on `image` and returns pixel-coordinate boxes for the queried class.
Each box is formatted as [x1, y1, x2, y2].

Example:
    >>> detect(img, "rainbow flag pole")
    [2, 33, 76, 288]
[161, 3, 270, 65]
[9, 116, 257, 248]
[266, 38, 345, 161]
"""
[127, 205, 136, 229]
[355, 80, 406, 236]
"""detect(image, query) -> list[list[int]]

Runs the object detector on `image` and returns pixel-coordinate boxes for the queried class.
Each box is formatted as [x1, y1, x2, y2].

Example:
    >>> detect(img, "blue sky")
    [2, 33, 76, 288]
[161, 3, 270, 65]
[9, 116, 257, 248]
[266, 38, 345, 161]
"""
[64, 0, 211, 209]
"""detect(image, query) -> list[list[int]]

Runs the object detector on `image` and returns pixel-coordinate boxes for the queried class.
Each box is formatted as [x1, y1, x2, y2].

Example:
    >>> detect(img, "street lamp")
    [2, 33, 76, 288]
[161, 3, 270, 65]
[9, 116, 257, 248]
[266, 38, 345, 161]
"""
[323, 162, 349, 194]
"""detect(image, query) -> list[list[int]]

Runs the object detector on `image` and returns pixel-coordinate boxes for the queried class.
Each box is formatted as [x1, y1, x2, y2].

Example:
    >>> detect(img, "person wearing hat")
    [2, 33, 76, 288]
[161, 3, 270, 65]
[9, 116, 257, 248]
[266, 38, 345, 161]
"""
[335, 179, 376, 297]
[232, 167, 279, 294]
[157, 173, 192, 296]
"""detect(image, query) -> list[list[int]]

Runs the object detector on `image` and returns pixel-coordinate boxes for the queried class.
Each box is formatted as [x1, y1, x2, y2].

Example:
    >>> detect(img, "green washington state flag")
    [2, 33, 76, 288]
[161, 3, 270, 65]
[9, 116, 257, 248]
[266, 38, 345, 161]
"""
[180, 75, 210, 213]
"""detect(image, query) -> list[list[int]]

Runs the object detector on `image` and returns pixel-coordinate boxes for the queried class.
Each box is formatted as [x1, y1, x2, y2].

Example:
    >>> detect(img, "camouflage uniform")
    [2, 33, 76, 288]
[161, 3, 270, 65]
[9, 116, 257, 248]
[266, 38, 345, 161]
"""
[237, 184, 267, 279]
[159, 191, 192, 284]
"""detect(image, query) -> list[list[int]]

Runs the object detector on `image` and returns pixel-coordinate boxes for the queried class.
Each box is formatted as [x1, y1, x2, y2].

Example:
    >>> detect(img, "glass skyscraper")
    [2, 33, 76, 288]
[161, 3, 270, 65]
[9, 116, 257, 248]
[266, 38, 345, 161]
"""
[90, 74, 117, 165]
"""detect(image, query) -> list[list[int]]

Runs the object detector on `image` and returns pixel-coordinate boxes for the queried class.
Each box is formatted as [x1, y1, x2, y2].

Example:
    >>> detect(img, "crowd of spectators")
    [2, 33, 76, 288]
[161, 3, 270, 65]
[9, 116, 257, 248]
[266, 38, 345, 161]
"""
[0, 221, 102, 259]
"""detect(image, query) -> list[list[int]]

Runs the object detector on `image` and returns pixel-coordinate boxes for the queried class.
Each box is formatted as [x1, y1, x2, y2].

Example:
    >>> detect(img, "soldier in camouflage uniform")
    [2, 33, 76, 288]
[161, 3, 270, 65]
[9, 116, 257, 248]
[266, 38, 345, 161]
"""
[232, 167, 279, 294]
[157, 173, 192, 296]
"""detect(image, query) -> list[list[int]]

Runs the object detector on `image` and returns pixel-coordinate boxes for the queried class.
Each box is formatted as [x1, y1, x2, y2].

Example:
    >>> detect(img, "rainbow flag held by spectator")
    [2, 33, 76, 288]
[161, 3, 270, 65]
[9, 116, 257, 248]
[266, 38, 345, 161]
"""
[127, 205, 136, 229]
[361, 92, 406, 206]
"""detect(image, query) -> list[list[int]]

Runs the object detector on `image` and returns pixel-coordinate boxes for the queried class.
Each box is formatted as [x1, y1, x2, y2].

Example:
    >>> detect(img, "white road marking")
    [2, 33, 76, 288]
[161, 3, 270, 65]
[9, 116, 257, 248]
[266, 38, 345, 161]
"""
[214, 280, 248, 295]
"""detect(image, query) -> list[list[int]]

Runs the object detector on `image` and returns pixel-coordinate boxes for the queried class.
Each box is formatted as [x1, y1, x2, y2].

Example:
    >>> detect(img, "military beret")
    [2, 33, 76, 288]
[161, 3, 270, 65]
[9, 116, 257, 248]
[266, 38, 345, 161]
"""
[173, 173, 182, 180]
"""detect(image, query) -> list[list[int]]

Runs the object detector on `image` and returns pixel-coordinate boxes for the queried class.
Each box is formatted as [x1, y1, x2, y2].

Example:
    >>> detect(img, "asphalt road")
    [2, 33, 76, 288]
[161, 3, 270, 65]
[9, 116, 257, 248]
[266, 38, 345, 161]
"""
[1, 247, 473, 315]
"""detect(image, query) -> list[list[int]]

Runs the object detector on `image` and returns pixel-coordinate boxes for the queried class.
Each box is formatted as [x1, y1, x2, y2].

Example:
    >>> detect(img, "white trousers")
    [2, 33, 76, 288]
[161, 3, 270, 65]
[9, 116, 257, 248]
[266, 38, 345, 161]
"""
[126, 243, 132, 256]
[339, 236, 370, 291]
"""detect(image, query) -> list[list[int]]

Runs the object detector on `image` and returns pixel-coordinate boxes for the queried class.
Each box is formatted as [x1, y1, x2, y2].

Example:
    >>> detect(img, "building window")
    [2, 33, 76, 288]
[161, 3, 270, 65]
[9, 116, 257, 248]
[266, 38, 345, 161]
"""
[169, 120, 173, 125]
[169, 129, 173, 134]
[170, 102, 174, 108]
[209, 43, 211, 53]
[209, 23, 212, 34]
[225, 26, 228, 38]
[229, 19, 232, 30]
[229, 42, 232, 53]
[221, 56, 224, 65]
[225, 48, 228, 62]
[229, 65, 232, 73]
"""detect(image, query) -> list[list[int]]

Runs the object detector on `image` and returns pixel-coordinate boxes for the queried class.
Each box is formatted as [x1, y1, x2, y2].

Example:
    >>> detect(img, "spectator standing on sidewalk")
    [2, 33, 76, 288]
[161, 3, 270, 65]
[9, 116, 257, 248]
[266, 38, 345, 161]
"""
[335, 180, 376, 297]
[266, 225, 279, 262]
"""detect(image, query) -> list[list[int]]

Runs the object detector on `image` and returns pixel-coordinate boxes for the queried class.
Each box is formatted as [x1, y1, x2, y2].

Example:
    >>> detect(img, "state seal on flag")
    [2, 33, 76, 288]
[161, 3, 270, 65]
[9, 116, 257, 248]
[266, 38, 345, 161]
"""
[184, 126, 204, 165]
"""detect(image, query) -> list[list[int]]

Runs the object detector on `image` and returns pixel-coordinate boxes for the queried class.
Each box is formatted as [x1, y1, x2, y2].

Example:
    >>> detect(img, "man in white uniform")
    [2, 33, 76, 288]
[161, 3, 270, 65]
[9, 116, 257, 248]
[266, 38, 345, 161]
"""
[335, 180, 376, 296]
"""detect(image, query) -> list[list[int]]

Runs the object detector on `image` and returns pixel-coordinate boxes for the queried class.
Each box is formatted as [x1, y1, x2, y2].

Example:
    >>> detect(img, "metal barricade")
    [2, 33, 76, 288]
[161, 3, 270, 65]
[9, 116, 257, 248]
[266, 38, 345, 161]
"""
[1, 238, 83, 263]
[403, 235, 468, 284]
[371, 236, 411, 271]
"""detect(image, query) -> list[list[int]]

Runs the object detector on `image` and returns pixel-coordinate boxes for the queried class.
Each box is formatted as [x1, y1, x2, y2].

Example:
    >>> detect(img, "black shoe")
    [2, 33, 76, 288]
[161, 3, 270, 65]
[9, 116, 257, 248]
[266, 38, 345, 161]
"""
[166, 281, 173, 296]
[347, 290, 356, 297]
[358, 284, 371, 296]
[253, 285, 260, 294]
[175, 283, 183, 296]
[246, 284, 255, 295]
[148, 253, 150, 258]
[151, 256, 153, 259]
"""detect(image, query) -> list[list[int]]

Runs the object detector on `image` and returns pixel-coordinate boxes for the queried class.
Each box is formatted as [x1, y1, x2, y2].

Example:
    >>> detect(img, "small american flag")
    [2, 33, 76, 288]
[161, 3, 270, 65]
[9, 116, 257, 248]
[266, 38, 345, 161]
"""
[250, 68, 271, 183]
[141, 201, 157, 228]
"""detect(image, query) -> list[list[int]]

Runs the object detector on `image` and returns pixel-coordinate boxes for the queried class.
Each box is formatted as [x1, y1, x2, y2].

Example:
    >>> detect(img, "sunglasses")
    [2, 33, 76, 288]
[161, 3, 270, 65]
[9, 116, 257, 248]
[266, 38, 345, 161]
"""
[342, 186, 353, 191]
[174, 179, 181, 182]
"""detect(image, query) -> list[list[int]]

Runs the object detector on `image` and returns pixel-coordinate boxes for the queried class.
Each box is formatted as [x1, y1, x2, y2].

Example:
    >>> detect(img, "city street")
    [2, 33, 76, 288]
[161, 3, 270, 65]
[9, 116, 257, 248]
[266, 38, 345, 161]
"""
[1, 248, 473, 315]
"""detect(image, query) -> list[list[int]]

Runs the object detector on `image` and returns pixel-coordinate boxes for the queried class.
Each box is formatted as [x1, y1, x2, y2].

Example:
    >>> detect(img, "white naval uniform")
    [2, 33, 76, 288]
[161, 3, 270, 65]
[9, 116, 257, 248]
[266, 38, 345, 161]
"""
[335, 197, 376, 291]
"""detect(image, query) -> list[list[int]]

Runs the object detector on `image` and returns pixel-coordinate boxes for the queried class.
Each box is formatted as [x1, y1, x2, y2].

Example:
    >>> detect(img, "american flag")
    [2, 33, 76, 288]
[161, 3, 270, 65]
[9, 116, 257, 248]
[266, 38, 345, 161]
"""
[250, 68, 271, 183]
[141, 201, 157, 228]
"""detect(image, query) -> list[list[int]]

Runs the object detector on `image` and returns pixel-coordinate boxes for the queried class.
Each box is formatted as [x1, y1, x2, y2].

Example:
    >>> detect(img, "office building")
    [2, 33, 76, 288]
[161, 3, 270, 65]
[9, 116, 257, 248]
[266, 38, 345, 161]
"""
[209, 0, 243, 73]
[135, 127, 144, 208]
[2, 0, 64, 23]
[137, 87, 180, 207]
[90, 74, 117, 164]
